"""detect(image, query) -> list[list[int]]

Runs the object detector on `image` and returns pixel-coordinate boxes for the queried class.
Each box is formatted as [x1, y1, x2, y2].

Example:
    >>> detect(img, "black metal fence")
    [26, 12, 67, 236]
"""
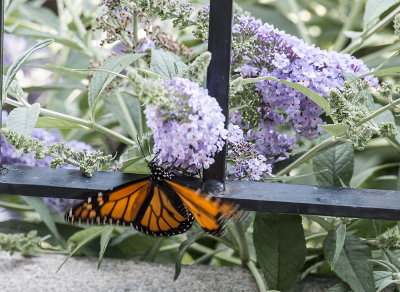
[1, 0, 400, 220]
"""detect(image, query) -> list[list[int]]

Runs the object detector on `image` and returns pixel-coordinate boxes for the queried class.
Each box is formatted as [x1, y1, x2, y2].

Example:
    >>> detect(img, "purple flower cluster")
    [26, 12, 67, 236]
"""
[144, 77, 227, 172]
[231, 15, 378, 163]
[227, 124, 273, 181]
[1, 111, 95, 214]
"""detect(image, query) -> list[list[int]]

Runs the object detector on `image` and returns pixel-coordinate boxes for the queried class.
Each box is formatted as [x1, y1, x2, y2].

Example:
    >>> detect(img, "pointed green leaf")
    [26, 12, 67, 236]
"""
[318, 123, 349, 137]
[351, 163, 400, 188]
[88, 53, 145, 117]
[22, 196, 64, 245]
[323, 232, 375, 292]
[58, 227, 104, 273]
[346, 66, 400, 85]
[313, 143, 354, 187]
[6, 104, 41, 156]
[383, 249, 400, 271]
[104, 93, 141, 138]
[253, 213, 306, 292]
[364, 0, 400, 29]
[5, 78, 25, 102]
[231, 76, 332, 116]
[98, 226, 115, 269]
[7, 103, 41, 136]
[174, 230, 205, 281]
[4, 39, 54, 92]
[35, 117, 87, 129]
[374, 270, 400, 292]
[150, 49, 187, 80]
[30, 65, 87, 79]
[332, 223, 346, 269]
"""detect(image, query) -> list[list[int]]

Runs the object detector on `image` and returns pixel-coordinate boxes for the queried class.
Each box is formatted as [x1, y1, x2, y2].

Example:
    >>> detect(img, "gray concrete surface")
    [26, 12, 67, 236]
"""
[0, 251, 258, 292]
[0, 251, 341, 291]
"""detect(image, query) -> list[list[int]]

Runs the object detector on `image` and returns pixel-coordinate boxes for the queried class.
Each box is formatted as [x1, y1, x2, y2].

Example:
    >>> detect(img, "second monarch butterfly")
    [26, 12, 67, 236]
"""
[65, 161, 240, 236]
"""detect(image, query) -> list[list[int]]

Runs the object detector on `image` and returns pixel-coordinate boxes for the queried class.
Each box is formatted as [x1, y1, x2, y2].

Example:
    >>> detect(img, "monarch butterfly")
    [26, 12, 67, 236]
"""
[65, 162, 240, 236]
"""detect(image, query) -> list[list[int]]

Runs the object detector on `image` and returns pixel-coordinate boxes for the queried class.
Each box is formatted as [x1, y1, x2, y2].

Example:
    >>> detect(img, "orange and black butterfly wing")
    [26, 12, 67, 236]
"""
[164, 180, 240, 236]
[133, 183, 194, 236]
[65, 179, 194, 237]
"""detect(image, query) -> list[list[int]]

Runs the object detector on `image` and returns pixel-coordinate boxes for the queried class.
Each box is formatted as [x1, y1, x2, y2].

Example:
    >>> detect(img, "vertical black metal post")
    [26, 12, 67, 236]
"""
[0, 0, 4, 162]
[204, 0, 233, 183]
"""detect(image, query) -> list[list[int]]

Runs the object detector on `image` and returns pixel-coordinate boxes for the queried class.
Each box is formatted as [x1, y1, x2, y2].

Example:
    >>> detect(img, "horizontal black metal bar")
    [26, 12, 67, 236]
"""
[0, 164, 147, 199]
[1, 165, 400, 221]
[224, 181, 400, 221]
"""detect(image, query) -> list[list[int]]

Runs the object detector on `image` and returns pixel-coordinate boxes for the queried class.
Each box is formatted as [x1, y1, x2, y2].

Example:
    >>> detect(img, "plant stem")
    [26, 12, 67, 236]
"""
[386, 136, 400, 152]
[0, 201, 34, 211]
[234, 220, 250, 264]
[333, 0, 363, 51]
[276, 136, 339, 176]
[305, 232, 328, 242]
[115, 91, 138, 140]
[362, 42, 400, 64]
[145, 238, 164, 261]
[356, 98, 400, 126]
[308, 215, 334, 231]
[5, 98, 136, 146]
[246, 260, 267, 292]
[189, 242, 242, 265]
[342, 5, 400, 54]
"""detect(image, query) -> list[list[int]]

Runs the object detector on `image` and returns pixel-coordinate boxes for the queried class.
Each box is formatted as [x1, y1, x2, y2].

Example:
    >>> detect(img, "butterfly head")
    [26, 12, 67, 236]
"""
[148, 161, 173, 182]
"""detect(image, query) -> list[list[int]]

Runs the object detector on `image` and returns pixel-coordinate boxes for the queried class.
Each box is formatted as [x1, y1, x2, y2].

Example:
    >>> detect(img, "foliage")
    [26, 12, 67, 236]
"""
[2, 0, 400, 291]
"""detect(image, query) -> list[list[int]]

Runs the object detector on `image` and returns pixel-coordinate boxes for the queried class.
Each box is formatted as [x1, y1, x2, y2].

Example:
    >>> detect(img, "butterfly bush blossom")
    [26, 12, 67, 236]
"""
[227, 124, 273, 180]
[144, 77, 227, 172]
[1, 111, 95, 214]
[230, 15, 378, 165]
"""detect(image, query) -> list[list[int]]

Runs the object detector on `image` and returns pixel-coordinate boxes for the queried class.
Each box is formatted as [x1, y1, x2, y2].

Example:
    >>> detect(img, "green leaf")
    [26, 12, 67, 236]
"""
[253, 213, 306, 292]
[150, 49, 187, 80]
[88, 53, 145, 117]
[5, 78, 25, 102]
[98, 226, 115, 269]
[118, 135, 154, 174]
[351, 163, 400, 188]
[29, 65, 87, 79]
[383, 249, 400, 271]
[113, 232, 160, 259]
[109, 229, 138, 247]
[174, 230, 205, 281]
[35, 117, 87, 129]
[364, 0, 400, 29]
[346, 67, 400, 85]
[373, 270, 400, 292]
[19, 4, 60, 30]
[6, 104, 41, 156]
[22, 196, 64, 245]
[318, 123, 349, 137]
[323, 232, 375, 292]
[104, 93, 142, 138]
[313, 143, 354, 187]
[4, 39, 54, 92]
[332, 223, 346, 269]
[12, 28, 85, 51]
[231, 76, 332, 116]
[7, 103, 41, 136]
[67, 226, 105, 245]
[58, 226, 105, 273]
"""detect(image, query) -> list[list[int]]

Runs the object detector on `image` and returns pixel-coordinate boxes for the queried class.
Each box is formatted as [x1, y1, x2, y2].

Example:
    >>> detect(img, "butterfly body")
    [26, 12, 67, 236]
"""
[66, 162, 239, 236]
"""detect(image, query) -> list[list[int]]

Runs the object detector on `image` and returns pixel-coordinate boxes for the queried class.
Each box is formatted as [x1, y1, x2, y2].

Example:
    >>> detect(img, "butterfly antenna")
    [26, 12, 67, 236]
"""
[137, 135, 149, 163]
[166, 158, 178, 171]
